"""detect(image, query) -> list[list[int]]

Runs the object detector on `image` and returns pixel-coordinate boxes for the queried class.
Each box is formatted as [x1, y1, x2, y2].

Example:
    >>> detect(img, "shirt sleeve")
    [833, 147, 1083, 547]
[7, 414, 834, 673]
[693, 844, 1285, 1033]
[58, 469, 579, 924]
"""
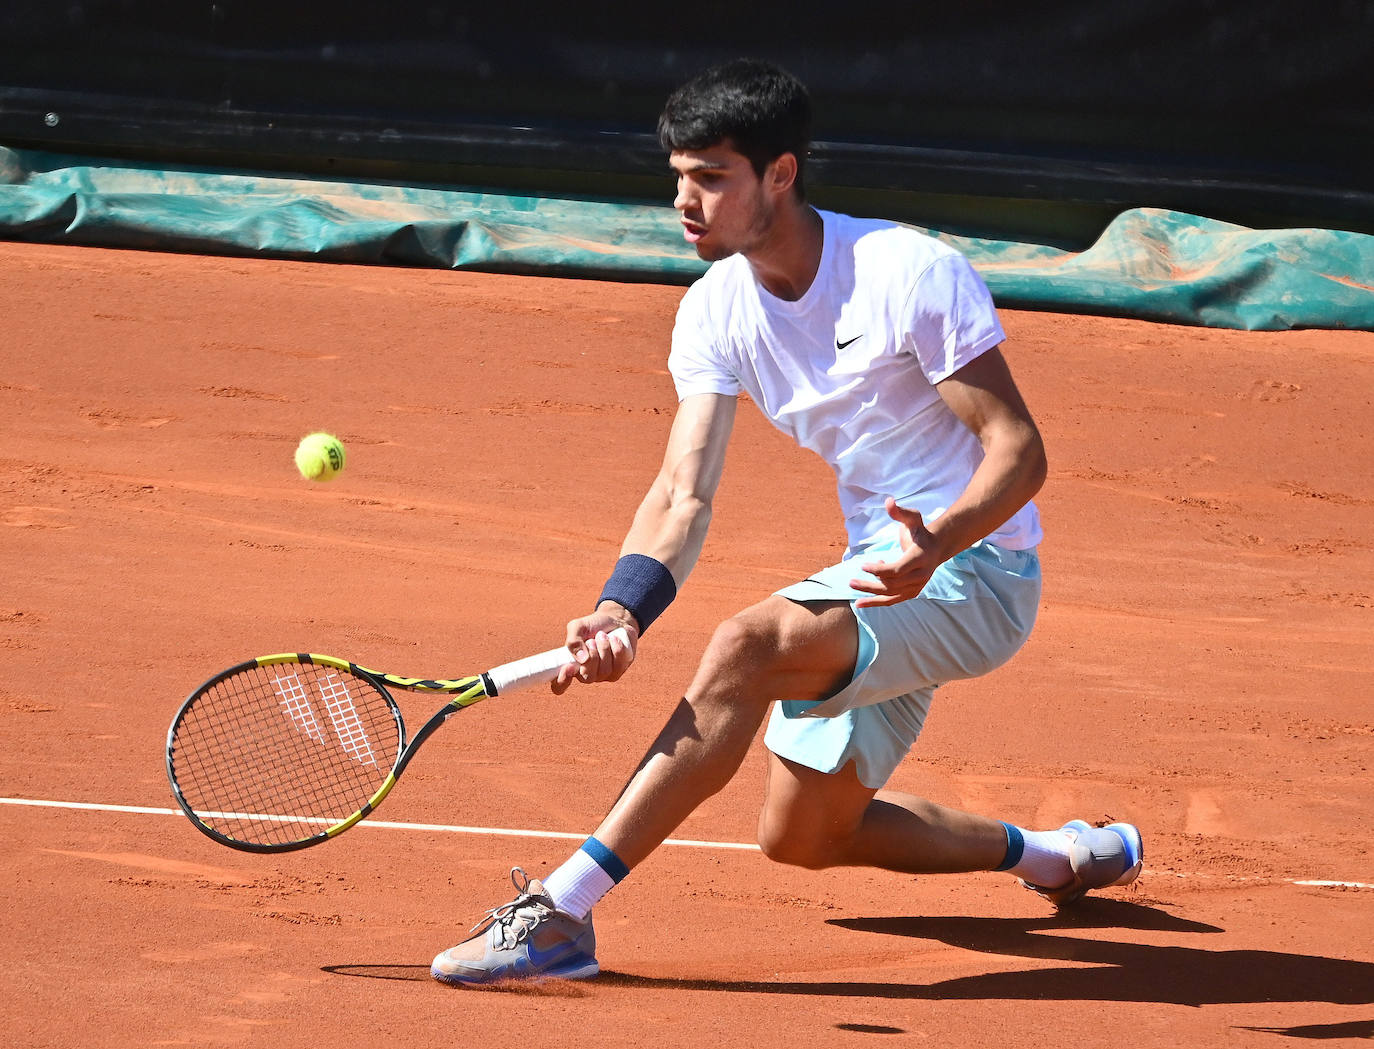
[901, 251, 1007, 384]
[667, 282, 742, 400]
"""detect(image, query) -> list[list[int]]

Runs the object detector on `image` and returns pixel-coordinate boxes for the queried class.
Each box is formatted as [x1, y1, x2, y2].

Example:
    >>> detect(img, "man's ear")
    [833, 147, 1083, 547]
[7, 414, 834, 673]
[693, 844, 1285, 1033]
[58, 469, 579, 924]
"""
[766, 152, 799, 197]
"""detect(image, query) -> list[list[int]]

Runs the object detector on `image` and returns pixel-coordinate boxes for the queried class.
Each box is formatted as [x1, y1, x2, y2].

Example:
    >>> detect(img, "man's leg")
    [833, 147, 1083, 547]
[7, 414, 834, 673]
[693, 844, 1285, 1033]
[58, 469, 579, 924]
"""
[756, 752, 1008, 874]
[754, 543, 1140, 895]
[431, 596, 859, 985]
[590, 597, 858, 869]
[755, 751, 1142, 907]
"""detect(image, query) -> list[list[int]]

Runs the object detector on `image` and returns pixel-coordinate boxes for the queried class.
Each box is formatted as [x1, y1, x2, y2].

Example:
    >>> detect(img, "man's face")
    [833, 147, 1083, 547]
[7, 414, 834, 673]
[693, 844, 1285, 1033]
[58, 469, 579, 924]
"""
[669, 142, 776, 262]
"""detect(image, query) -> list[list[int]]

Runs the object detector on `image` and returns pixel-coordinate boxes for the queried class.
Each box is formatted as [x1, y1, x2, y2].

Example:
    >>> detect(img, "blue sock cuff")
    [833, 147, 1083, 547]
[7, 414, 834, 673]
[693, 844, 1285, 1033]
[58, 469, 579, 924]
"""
[581, 835, 630, 884]
[995, 822, 1024, 872]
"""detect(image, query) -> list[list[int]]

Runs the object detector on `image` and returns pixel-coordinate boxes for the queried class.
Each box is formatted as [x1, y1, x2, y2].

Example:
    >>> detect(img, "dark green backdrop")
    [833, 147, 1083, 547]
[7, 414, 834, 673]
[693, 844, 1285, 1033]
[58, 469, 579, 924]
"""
[2, 2, 1370, 243]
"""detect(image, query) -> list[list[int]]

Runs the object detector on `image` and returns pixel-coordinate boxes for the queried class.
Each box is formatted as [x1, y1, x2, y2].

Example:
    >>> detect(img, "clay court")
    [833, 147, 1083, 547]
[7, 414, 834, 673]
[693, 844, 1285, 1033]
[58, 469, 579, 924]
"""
[2, 239, 1371, 1047]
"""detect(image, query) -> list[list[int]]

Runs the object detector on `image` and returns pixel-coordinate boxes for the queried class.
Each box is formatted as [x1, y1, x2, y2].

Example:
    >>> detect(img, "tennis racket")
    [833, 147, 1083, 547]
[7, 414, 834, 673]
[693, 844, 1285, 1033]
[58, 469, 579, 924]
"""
[166, 628, 629, 853]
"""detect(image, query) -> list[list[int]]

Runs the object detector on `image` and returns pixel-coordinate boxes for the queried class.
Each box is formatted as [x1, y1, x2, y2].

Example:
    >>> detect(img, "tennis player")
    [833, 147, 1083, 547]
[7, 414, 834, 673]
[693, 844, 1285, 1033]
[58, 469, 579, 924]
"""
[433, 59, 1142, 986]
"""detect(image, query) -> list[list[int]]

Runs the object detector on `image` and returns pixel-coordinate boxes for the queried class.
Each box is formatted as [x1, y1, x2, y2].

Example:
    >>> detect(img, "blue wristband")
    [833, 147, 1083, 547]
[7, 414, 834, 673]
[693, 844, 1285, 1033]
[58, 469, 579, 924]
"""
[597, 554, 676, 634]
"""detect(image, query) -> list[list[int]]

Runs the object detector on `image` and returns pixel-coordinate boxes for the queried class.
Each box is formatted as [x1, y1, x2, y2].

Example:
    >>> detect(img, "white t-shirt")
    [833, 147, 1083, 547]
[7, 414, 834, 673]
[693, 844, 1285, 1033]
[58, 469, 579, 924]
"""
[669, 209, 1042, 552]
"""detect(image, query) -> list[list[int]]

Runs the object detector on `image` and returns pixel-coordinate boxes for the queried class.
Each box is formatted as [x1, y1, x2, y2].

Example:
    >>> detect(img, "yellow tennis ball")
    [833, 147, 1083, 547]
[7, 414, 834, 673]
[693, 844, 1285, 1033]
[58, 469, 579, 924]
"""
[294, 432, 346, 482]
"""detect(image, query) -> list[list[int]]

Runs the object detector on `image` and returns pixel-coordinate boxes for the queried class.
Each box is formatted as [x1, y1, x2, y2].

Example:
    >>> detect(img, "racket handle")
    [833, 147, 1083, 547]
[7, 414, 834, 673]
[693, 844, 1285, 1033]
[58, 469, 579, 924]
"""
[484, 627, 632, 696]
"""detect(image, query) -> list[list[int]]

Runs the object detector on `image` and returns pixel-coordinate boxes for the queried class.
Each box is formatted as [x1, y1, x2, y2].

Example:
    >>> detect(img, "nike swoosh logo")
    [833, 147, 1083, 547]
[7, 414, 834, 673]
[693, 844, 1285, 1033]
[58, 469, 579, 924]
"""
[836, 334, 863, 350]
[524, 932, 591, 970]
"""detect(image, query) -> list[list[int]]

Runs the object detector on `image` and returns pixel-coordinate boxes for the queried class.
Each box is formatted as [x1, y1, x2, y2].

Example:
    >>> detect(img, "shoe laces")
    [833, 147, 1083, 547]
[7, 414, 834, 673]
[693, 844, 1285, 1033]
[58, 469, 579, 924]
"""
[470, 867, 553, 950]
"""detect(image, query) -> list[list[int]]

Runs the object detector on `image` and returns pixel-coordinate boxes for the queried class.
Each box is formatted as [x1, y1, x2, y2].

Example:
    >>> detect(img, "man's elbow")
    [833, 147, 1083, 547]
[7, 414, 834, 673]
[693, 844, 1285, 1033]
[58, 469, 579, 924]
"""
[990, 419, 1047, 500]
[1023, 429, 1048, 498]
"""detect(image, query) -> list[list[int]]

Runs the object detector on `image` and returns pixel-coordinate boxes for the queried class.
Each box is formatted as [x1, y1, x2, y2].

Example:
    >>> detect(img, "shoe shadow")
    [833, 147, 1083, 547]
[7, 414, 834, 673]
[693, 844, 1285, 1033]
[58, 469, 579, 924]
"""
[323, 900, 1374, 1007]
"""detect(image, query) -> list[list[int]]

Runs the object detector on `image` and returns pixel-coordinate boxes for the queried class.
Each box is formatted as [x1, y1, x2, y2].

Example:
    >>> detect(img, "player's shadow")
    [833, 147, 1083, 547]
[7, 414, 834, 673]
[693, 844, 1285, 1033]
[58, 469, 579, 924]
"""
[806, 899, 1373, 1007]
[600, 899, 1373, 1008]
[323, 899, 1374, 1007]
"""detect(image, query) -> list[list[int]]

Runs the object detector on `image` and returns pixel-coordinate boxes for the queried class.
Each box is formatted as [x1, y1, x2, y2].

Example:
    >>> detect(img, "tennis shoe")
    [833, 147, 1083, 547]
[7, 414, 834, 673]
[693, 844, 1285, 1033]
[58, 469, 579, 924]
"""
[1020, 819, 1143, 907]
[431, 867, 598, 986]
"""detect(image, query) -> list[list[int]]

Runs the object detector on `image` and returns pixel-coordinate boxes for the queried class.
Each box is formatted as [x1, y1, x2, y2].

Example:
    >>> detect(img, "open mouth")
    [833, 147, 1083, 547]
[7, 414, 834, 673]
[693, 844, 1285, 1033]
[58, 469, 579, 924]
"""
[681, 220, 706, 244]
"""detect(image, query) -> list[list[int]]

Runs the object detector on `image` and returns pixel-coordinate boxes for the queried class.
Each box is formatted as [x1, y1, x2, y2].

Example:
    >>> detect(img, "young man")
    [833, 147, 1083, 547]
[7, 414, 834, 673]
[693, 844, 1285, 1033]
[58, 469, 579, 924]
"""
[432, 59, 1142, 986]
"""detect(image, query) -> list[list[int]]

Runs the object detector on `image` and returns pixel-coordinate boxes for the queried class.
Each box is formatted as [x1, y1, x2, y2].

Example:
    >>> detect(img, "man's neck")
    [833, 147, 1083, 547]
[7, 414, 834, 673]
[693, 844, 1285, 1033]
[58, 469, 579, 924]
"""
[745, 203, 824, 302]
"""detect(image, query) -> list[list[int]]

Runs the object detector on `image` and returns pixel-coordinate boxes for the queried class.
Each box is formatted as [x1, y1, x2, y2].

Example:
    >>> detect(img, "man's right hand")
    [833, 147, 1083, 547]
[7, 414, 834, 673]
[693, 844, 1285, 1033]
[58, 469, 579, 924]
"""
[551, 606, 639, 695]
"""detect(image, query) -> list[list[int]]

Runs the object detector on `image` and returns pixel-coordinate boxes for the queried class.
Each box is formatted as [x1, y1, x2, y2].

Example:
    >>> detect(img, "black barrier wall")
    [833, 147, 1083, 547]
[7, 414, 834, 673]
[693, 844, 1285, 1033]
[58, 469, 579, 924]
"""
[2, 2, 1371, 240]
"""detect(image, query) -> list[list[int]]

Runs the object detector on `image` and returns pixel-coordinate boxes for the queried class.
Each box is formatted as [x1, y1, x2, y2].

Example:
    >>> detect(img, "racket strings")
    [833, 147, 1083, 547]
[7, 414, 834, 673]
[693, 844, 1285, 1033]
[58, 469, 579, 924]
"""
[170, 661, 402, 847]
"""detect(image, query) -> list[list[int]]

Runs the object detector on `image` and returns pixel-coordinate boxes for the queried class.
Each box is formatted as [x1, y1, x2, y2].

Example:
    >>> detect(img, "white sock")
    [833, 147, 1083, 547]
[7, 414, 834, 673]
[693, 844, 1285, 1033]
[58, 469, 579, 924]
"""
[539, 837, 628, 921]
[997, 823, 1074, 887]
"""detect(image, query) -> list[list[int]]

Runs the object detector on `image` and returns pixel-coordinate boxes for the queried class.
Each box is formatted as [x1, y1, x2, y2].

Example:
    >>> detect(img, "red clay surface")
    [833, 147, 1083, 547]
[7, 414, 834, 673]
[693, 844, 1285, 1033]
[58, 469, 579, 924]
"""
[2, 240, 1371, 1048]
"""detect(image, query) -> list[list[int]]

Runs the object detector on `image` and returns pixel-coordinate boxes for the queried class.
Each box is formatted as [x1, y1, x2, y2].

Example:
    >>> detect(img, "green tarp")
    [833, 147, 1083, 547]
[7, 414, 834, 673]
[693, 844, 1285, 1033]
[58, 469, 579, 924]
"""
[2, 147, 1370, 332]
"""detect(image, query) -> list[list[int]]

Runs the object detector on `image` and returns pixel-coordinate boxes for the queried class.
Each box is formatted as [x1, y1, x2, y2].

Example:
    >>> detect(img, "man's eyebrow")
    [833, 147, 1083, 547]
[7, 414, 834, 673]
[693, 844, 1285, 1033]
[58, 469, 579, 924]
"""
[669, 156, 730, 174]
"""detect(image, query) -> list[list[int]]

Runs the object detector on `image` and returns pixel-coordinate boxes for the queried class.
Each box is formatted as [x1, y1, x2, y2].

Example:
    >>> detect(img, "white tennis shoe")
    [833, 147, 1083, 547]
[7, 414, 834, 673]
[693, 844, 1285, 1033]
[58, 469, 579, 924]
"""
[1020, 819, 1144, 907]
[431, 867, 599, 986]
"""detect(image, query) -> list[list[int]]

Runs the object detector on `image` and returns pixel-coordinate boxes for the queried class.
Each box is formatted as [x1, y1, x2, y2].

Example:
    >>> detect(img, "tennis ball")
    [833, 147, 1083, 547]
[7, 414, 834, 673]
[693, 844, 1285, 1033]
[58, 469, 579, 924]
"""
[294, 432, 346, 482]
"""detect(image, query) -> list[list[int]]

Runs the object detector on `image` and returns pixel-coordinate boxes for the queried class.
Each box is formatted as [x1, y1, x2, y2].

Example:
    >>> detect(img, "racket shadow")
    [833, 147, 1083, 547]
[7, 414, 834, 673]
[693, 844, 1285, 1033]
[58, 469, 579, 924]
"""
[321, 964, 595, 997]
[322, 964, 431, 982]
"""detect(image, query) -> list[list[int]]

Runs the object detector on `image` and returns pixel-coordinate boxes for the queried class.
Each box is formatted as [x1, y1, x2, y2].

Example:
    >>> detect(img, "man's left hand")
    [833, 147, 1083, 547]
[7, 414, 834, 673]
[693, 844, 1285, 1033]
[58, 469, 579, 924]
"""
[849, 497, 948, 607]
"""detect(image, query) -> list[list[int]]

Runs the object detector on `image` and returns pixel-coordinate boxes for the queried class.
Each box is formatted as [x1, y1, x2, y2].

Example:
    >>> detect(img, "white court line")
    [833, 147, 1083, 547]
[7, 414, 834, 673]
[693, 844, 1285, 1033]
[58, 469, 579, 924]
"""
[1293, 879, 1374, 889]
[0, 796, 760, 851]
[3, 796, 1372, 885]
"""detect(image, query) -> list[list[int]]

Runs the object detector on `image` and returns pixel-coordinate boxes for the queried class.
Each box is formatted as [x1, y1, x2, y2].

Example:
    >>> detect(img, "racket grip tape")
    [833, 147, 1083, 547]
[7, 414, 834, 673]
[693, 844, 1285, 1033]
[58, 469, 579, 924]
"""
[484, 627, 632, 695]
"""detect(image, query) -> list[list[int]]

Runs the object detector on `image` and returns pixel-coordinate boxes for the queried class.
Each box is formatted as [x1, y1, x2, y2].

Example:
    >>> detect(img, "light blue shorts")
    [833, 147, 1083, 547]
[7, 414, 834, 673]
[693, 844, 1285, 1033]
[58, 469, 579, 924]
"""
[763, 527, 1041, 789]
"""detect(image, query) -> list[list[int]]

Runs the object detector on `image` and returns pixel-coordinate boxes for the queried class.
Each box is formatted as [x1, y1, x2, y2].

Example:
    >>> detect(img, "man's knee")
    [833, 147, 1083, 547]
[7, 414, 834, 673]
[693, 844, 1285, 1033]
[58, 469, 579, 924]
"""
[698, 598, 856, 701]
[756, 753, 875, 870]
[756, 813, 836, 870]
[701, 608, 781, 678]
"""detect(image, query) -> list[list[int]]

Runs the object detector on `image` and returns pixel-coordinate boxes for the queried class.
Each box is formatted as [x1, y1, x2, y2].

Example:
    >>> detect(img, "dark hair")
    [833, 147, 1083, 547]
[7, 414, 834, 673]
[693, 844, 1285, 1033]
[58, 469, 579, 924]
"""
[658, 59, 812, 198]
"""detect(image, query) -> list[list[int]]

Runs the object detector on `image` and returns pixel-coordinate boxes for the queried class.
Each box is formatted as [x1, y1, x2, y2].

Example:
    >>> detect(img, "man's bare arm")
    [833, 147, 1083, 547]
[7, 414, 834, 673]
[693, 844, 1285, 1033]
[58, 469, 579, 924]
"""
[553, 393, 737, 689]
[851, 347, 1046, 607]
